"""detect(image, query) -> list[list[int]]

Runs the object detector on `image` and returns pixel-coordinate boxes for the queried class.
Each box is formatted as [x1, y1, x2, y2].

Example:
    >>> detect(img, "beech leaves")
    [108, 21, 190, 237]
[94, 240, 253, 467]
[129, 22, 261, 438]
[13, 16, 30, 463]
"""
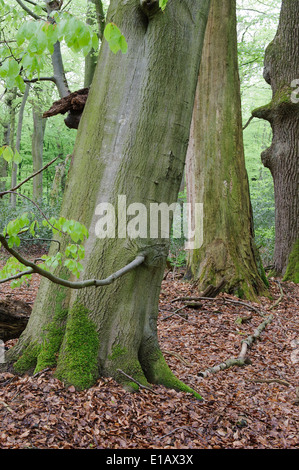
[104, 23, 128, 55]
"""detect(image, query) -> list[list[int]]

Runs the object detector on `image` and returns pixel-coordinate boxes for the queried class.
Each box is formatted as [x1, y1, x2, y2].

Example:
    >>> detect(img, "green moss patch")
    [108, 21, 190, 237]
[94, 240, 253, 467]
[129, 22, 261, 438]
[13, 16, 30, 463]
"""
[34, 309, 68, 374]
[13, 343, 41, 374]
[283, 239, 299, 283]
[143, 349, 203, 400]
[55, 302, 99, 390]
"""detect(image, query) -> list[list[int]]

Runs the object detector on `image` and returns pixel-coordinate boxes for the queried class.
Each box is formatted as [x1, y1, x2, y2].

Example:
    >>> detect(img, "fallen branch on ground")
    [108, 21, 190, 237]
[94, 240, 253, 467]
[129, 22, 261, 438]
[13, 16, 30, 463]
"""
[162, 350, 192, 367]
[116, 369, 158, 395]
[198, 314, 273, 378]
[246, 377, 290, 387]
[171, 295, 266, 316]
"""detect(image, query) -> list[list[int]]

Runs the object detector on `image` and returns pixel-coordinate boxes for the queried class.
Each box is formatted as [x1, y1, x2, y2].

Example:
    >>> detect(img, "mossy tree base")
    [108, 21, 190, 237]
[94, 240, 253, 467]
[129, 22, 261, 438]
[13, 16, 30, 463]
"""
[3, 304, 202, 399]
[1, 0, 211, 401]
[283, 239, 299, 283]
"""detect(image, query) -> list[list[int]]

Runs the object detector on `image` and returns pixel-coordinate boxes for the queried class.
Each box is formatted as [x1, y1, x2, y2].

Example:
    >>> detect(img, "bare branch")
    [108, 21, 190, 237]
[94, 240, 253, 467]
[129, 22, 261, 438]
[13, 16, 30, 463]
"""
[15, 0, 45, 20]
[0, 156, 59, 196]
[242, 115, 254, 131]
[24, 77, 57, 84]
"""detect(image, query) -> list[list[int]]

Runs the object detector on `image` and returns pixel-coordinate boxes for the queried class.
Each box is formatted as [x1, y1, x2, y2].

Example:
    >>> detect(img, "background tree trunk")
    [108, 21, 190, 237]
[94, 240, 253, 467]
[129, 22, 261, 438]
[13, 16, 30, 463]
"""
[11, 84, 30, 208]
[252, 0, 299, 280]
[5, 0, 211, 396]
[84, 0, 105, 88]
[32, 104, 46, 202]
[185, 0, 267, 300]
[0, 121, 9, 192]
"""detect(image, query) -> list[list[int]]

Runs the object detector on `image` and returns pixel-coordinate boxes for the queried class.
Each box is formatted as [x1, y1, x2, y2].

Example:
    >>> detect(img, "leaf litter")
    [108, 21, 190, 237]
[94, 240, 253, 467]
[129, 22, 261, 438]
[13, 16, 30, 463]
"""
[0, 250, 298, 449]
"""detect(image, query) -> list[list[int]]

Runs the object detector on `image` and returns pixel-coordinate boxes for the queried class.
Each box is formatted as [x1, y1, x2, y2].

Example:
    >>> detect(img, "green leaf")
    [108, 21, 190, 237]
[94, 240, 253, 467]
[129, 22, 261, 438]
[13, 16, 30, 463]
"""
[13, 149, 22, 164]
[8, 59, 20, 79]
[104, 23, 127, 54]
[15, 75, 26, 93]
[119, 35, 128, 54]
[159, 0, 169, 11]
[2, 146, 14, 163]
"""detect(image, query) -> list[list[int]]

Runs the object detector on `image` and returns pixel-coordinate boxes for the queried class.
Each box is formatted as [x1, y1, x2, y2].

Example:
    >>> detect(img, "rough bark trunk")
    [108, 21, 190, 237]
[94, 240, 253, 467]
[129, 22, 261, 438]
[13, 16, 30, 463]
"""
[4, 0, 211, 396]
[185, 0, 267, 300]
[251, 0, 299, 279]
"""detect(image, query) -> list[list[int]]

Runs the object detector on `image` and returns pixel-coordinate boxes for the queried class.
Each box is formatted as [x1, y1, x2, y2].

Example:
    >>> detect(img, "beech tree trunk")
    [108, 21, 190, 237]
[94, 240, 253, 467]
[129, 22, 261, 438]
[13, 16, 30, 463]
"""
[4, 0, 211, 396]
[185, 0, 267, 300]
[252, 0, 299, 280]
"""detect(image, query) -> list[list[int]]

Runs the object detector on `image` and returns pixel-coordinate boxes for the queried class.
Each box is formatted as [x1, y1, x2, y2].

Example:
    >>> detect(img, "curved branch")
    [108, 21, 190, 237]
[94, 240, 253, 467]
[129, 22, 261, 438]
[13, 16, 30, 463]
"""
[0, 234, 145, 289]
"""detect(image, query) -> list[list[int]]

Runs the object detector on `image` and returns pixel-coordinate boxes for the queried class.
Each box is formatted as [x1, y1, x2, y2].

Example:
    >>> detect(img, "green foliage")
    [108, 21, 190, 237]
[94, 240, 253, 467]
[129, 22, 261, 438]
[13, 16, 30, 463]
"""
[104, 23, 128, 54]
[0, 213, 89, 285]
[0, 256, 31, 288]
[0, 145, 22, 164]
[159, 0, 169, 11]
[0, 3, 99, 90]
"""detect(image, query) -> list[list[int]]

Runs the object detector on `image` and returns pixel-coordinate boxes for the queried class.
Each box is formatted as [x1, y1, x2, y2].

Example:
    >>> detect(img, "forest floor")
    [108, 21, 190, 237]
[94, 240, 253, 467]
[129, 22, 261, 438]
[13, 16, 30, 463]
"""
[0, 246, 298, 450]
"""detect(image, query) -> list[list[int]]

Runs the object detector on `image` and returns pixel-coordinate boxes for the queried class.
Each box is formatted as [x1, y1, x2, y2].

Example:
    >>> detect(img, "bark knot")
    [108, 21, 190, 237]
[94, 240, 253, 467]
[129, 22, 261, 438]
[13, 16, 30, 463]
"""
[140, 0, 160, 17]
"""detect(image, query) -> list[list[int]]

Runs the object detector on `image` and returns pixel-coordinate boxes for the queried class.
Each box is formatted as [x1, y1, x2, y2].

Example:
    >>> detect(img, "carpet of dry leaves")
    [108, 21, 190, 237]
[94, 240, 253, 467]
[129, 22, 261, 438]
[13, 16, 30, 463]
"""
[0, 247, 298, 450]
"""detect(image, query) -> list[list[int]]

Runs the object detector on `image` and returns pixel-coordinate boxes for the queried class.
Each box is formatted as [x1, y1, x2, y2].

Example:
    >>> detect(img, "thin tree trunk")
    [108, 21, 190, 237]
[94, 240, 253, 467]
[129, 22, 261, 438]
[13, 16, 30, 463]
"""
[252, 0, 299, 279]
[84, 0, 105, 88]
[185, 0, 267, 300]
[0, 122, 9, 192]
[11, 84, 30, 208]
[32, 104, 46, 202]
[4, 0, 211, 396]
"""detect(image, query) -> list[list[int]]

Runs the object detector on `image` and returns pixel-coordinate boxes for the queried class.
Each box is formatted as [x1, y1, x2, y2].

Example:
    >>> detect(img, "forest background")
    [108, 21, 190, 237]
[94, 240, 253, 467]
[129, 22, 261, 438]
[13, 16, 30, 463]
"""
[0, 0, 281, 271]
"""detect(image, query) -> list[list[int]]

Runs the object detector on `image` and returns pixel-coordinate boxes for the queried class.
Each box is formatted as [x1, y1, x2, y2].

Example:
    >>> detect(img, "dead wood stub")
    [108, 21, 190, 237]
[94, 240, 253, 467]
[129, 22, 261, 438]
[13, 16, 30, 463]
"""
[43, 88, 89, 129]
[0, 299, 31, 342]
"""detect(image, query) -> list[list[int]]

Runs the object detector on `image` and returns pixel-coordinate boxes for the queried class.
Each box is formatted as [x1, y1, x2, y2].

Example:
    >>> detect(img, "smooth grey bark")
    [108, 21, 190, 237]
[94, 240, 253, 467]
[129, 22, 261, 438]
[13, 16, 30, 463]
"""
[5, 0, 211, 395]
